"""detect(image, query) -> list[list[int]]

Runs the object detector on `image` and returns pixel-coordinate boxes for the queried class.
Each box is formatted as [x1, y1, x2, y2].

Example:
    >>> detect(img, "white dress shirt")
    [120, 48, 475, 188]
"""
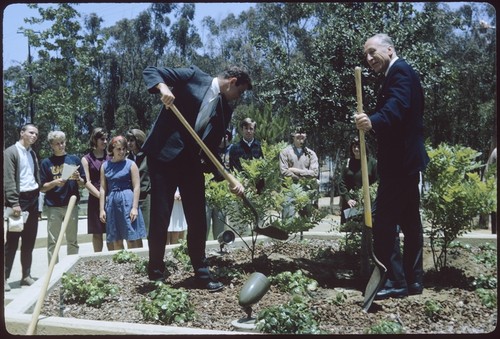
[195, 77, 220, 133]
[15, 141, 38, 192]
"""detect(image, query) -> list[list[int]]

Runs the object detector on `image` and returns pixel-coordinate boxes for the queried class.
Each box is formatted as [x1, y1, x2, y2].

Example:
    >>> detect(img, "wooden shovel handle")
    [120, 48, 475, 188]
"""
[26, 195, 77, 335]
[355, 67, 372, 228]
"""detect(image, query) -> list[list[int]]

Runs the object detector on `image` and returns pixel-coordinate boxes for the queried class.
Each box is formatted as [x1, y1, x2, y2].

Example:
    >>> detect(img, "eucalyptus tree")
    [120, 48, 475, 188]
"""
[3, 66, 34, 148]
[442, 2, 496, 162]
[80, 12, 107, 132]
[101, 4, 176, 134]
[169, 3, 202, 62]
[13, 3, 104, 157]
[201, 3, 319, 146]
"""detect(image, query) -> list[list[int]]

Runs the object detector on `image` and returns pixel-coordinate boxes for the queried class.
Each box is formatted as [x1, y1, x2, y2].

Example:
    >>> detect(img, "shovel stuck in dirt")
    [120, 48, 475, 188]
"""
[170, 104, 288, 241]
[354, 67, 387, 312]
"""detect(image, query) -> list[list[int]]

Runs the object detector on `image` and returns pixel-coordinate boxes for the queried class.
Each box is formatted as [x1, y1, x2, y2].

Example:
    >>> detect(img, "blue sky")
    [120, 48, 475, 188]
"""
[2, 2, 255, 69]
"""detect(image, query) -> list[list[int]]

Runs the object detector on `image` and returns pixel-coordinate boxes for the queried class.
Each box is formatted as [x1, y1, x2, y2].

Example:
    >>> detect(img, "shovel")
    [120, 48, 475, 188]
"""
[169, 104, 288, 240]
[355, 67, 387, 312]
[27, 195, 77, 335]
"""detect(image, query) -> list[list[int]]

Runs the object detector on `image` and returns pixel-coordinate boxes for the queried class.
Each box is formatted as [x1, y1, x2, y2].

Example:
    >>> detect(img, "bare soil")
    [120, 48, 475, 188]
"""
[41, 237, 497, 334]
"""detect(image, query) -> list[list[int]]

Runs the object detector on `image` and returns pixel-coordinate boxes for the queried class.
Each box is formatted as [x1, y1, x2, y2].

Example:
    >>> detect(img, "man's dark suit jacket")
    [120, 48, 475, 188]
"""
[369, 58, 429, 178]
[142, 65, 232, 173]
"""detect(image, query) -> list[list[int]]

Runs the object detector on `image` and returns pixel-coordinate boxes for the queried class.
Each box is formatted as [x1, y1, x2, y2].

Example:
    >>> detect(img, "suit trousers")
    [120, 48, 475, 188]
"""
[4, 189, 39, 279]
[206, 204, 225, 240]
[147, 151, 209, 279]
[373, 173, 423, 288]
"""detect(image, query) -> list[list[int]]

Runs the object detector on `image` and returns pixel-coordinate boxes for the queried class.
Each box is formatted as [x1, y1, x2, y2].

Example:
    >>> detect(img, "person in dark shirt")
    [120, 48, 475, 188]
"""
[229, 118, 263, 172]
[81, 127, 110, 252]
[126, 128, 151, 233]
[338, 137, 378, 224]
[40, 130, 86, 264]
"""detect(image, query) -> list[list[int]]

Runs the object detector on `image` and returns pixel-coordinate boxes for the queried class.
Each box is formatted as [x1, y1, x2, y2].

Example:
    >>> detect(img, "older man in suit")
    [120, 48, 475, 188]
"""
[142, 65, 251, 291]
[355, 34, 429, 299]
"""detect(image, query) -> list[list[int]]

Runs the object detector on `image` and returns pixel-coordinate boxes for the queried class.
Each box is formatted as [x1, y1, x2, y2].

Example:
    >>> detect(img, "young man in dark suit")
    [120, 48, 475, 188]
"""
[229, 117, 263, 172]
[142, 65, 251, 291]
[355, 33, 430, 299]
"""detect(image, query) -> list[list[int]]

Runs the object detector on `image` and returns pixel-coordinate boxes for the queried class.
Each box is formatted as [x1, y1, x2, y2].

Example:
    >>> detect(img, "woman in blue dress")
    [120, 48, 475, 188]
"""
[99, 136, 146, 250]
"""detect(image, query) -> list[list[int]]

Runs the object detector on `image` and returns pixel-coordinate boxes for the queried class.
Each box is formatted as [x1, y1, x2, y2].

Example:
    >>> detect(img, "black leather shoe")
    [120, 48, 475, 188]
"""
[408, 282, 423, 295]
[195, 278, 224, 292]
[148, 269, 169, 282]
[374, 287, 408, 300]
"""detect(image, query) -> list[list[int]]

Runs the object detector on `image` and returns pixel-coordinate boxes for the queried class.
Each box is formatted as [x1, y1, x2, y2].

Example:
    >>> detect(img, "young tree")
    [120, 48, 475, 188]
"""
[422, 143, 496, 271]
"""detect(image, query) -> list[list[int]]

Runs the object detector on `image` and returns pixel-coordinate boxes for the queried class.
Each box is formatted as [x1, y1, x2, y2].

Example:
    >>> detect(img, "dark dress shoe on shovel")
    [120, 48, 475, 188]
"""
[255, 225, 289, 240]
[374, 286, 408, 300]
[195, 278, 224, 292]
[408, 282, 423, 295]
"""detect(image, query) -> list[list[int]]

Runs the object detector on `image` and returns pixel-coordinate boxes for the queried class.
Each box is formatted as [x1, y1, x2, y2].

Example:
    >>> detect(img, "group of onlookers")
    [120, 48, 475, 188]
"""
[3, 124, 185, 292]
[8, 33, 476, 300]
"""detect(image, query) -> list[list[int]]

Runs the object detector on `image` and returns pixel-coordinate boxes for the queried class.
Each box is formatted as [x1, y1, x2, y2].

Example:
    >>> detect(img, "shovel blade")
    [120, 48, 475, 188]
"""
[254, 226, 289, 240]
[241, 195, 289, 240]
[362, 266, 386, 312]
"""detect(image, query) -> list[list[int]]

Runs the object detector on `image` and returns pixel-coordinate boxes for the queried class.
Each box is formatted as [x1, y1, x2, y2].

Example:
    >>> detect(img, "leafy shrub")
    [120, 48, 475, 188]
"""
[424, 299, 442, 320]
[422, 143, 496, 271]
[138, 282, 195, 325]
[475, 243, 497, 268]
[61, 273, 118, 307]
[171, 239, 191, 269]
[204, 141, 325, 262]
[270, 270, 318, 296]
[134, 257, 148, 274]
[473, 274, 497, 289]
[256, 295, 321, 334]
[476, 288, 497, 309]
[112, 249, 140, 263]
[365, 320, 404, 334]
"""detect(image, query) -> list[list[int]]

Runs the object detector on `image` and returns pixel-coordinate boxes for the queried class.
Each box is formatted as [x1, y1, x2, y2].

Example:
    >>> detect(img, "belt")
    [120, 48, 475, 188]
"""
[111, 187, 130, 192]
[19, 189, 39, 198]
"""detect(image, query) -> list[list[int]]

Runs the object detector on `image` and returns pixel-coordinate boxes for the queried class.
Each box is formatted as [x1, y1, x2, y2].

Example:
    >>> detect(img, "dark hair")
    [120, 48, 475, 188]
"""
[349, 137, 358, 158]
[90, 127, 108, 148]
[349, 136, 370, 158]
[240, 117, 256, 129]
[20, 123, 38, 132]
[125, 129, 146, 148]
[219, 66, 252, 90]
[290, 126, 306, 136]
